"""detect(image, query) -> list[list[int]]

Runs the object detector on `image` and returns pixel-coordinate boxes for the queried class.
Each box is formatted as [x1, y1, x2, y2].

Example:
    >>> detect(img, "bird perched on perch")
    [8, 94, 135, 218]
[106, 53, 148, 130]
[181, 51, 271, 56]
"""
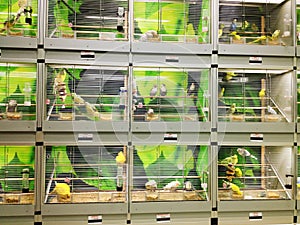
[116, 151, 126, 164]
[249, 30, 281, 44]
[267, 105, 277, 115]
[160, 84, 167, 96]
[235, 167, 243, 177]
[50, 182, 71, 202]
[223, 180, 242, 196]
[222, 72, 238, 82]
[163, 181, 181, 192]
[237, 148, 257, 160]
[228, 103, 236, 115]
[219, 154, 238, 165]
[139, 30, 159, 42]
[218, 23, 225, 38]
[150, 85, 158, 99]
[218, 87, 225, 98]
[229, 31, 241, 41]
[187, 82, 196, 96]
[259, 88, 266, 99]
[145, 180, 157, 191]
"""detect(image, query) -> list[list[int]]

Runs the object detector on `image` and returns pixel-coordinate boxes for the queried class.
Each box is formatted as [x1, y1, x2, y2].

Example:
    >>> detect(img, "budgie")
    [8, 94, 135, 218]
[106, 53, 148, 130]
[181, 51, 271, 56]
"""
[145, 180, 157, 191]
[237, 148, 257, 160]
[259, 88, 266, 98]
[219, 154, 238, 165]
[116, 151, 126, 164]
[223, 180, 242, 196]
[222, 72, 238, 82]
[51, 182, 71, 202]
[163, 181, 180, 191]
[235, 168, 243, 177]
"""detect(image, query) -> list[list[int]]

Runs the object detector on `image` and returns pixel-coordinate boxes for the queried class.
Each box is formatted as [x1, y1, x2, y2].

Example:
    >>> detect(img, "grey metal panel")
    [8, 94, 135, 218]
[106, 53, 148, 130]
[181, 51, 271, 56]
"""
[218, 133, 294, 146]
[0, 49, 38, 63]
[43, 214, 127, 225]
[219, 44, 295, 57]
[131, 212, 210, 225]
[42, 203, 127, 215]
[218, 211, 294, 225]
[0, 37, 38, 49]
[43, 132, 128, 145]
[0, 205, 34, 216]
[132, 53, 211, 68]
[218, 122, 295, 133]
[0, 121, 36, 132]
[0, 217, 34, 225]
[132, 42, 213, 55]
[218, 55, 294, 69]
[131, 122, 211, 132]
[0, 132, 36, 144]
[132, 132, 211, 145]
[43, 121, 129, 132]
[130, 201, 211, 213]
[218, 200, 294, 211]
[44, 38, 130, 52]
[45, 50, 129, 66]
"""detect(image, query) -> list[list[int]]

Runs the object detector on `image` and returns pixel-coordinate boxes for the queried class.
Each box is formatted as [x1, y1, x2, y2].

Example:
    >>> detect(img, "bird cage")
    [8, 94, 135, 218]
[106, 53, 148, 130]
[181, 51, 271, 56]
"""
[132, 67, 210, 122]
[219, 0, 293, 46]
[0, 146, 35, 204]
[132, 145, 209, 202]
[47, 0, 129, 40]
[44, 146, 127, 203]
[218, 69, 293, 122]
[46, 65, 128, 121]
[133, 0, 210, 43]
[218, 145, 292, 200]
[0, 0, 38, 37]
[0, 63, 37, 121]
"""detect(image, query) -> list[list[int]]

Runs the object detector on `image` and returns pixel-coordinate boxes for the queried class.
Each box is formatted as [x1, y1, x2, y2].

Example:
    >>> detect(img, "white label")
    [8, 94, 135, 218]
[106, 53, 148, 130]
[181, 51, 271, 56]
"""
[88, 215, 102, 224]
[250, 133, 263, 142]
[157, 214, 170, 223]
[164, 133, 178, 142]
[249, 212, 262, 221]
[78, 133, 93, 142]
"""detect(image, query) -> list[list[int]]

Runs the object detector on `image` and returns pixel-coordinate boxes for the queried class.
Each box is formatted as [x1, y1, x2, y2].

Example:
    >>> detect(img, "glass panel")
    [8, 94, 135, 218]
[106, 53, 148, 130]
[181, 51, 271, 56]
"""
[0, 146, 35, 204]
[219, 0, 293, 46]
[134, 0, 210, 43]
[0, 63, 37, 120]
[132, 145, 209, 201]
[133, 68, 209, 121]
[45, 146, 127, 203]
[218, 146, 292, 200]
[47, 0, 128, 41]
[46, 65, 128, 121]
[0, 0, 38, 37]
[218, 69, 293, 122]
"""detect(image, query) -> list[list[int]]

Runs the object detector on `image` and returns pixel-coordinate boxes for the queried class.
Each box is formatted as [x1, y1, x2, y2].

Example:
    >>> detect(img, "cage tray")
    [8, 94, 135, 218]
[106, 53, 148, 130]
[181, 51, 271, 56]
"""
[0, 193, 34, 204]
[48, 191, 126, 203]
[132, 190, 203, 202]
[218, 189, 287, 200]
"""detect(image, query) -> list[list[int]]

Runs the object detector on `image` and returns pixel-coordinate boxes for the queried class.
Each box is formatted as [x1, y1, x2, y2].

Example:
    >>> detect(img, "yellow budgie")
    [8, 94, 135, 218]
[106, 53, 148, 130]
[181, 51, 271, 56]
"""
[235, 168, 243, 177]
[230, 31, 241, 40]
[230, 183, 242, 195]
[116, 151, 126, 164]
[259, 88, 266, 98]
[51, 182, 71, 202]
